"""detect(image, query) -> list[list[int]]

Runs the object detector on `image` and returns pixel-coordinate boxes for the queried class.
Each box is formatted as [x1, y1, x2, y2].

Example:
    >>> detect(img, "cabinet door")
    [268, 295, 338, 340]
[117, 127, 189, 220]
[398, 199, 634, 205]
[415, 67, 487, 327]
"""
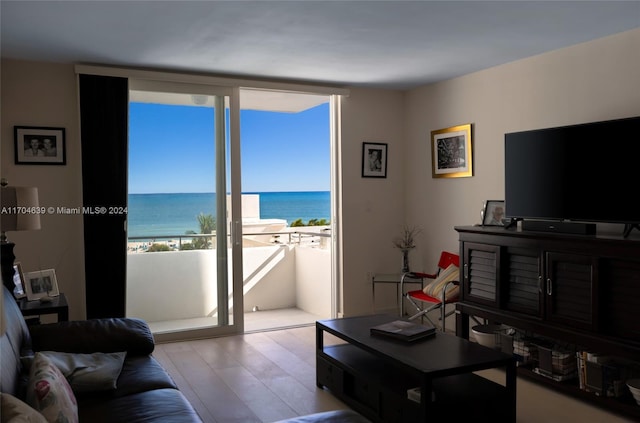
[545, 252, 597, 331]
[599, 258, 640, 342]
[504, 248, 543, 317]
[462, 243, 500, 307]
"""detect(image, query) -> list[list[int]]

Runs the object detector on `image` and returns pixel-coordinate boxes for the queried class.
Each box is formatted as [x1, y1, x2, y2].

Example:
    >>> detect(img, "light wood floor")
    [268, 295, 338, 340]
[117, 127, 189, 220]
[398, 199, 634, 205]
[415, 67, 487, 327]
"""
[148, 308, 324, 335]
[154, 325, 635, 423]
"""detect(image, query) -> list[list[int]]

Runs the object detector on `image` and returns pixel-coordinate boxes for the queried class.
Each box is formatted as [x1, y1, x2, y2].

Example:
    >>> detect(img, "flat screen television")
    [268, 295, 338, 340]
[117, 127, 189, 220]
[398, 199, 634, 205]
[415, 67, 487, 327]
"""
[504, 116, 640, 226]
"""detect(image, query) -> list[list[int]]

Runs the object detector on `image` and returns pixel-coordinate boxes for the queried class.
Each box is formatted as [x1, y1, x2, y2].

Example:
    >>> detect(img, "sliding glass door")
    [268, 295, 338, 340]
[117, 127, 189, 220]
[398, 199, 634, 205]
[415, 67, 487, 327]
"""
[126, 80, 243, 341]
[238, 89, 335, 332]
[78, 65, 346, 340]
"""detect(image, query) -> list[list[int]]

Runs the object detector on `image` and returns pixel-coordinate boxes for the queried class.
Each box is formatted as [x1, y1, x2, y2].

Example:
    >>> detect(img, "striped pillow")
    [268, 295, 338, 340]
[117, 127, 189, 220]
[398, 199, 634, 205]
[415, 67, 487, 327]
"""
[422, 264, 460, 301]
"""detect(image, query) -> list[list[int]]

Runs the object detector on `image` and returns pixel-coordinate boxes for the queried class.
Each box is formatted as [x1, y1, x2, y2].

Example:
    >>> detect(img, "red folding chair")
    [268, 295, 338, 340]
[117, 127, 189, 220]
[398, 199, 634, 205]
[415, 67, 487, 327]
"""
[400, 251, 460, 332]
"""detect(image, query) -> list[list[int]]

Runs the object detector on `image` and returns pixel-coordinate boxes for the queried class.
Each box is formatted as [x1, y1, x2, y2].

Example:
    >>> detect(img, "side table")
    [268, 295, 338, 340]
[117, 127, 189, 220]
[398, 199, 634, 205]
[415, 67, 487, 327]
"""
[19, 292, 69, 323]
[372, 273, 423, 316]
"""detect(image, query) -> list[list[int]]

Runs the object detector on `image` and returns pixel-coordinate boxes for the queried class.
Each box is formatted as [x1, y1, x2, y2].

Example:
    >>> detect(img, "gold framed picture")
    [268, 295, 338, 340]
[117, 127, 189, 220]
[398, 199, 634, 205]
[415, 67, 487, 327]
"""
[431, 123, 472, 178]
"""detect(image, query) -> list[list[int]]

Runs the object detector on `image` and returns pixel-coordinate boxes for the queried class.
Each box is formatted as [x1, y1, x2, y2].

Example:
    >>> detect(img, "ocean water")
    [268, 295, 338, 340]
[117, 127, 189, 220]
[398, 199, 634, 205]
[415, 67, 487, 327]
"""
[127, 191, 330, 238]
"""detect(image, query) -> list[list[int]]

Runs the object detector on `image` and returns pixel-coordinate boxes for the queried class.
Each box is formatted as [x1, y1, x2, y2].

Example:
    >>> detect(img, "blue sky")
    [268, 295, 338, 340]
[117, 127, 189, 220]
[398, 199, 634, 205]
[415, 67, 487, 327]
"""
[128, 102, 330, 194]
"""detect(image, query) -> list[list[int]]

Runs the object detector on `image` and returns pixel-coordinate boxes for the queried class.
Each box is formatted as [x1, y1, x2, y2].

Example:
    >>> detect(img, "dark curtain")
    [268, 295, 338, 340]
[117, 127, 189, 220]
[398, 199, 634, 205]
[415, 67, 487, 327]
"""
[79, 74, 128, 318]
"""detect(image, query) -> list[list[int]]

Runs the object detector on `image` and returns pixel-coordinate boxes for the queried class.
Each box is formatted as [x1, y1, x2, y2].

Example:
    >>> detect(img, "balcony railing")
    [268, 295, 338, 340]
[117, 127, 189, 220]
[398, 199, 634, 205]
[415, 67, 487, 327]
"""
[127, 228, 330, 252]
[125, 229, 332, 329]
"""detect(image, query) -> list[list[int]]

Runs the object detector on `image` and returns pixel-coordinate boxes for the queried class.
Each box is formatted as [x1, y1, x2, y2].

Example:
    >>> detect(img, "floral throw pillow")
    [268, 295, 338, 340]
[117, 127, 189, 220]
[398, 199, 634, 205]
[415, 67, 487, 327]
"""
[25, 353, 78, 423]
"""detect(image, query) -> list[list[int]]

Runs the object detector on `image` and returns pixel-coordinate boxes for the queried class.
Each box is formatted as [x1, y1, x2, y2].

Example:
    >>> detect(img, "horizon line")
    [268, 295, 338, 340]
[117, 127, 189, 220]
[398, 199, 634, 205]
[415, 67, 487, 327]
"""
[128, 190, 330, 195]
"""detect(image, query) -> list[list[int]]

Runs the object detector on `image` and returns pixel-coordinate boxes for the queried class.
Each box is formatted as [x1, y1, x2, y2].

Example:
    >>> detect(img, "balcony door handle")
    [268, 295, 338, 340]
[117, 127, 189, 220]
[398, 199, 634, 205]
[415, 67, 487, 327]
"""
[231, 220, 242, 246]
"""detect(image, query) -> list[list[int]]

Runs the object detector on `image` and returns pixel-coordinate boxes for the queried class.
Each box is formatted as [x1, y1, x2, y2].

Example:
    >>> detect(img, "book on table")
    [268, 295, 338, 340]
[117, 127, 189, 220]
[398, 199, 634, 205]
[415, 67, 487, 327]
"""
[370, 319, 436, 341]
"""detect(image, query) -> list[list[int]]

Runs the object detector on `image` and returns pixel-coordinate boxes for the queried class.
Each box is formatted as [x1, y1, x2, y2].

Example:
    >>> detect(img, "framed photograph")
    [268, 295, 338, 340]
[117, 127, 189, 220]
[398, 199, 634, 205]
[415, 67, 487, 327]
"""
[23, 269, 59, 301]
[12, 262, 26, 299]
[431, 123, 472, 178]
[482, 200, 506, 226]
[362, 142, 388, 178]
[14, 126, 66, 165]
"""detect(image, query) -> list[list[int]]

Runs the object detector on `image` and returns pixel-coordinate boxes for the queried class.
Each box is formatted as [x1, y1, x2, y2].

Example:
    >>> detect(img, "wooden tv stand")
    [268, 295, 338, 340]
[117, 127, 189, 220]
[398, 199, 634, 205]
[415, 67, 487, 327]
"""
[455, 225, 640, 419]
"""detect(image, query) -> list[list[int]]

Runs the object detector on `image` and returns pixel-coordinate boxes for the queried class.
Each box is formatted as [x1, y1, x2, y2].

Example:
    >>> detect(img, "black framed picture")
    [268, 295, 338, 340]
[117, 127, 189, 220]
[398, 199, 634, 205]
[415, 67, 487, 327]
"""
[14, 126, 66, 165]
[362, 142, 387, 178]
[482, 200, 505, 226]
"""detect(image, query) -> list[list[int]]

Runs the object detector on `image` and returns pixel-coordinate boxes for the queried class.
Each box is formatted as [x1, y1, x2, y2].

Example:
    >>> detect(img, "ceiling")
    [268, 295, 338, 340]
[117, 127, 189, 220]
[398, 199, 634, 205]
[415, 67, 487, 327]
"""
[1, 1, 639, 90]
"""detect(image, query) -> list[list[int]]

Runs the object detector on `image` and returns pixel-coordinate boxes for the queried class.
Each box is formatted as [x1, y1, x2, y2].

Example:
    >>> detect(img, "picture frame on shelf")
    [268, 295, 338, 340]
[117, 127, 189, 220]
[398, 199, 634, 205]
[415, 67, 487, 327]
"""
[482, 200, 506, 226]
[431, 123, 473, 178]
[14, 126, 66, 165]
[12, 262, 26, 299]
[362, 142, 388, 178]
[23, 269, 59, 301]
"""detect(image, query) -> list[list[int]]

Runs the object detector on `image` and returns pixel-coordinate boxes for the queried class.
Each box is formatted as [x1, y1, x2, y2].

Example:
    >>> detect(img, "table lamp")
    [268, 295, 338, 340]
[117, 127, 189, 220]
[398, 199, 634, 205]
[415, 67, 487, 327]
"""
[1, 179, 41, 295]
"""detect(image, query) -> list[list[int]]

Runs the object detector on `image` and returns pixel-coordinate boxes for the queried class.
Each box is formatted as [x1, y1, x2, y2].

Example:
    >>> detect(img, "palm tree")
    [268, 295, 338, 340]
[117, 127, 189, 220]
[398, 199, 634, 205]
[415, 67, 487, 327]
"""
[181, 213, 216, 250]
[197, 213, 215, 234]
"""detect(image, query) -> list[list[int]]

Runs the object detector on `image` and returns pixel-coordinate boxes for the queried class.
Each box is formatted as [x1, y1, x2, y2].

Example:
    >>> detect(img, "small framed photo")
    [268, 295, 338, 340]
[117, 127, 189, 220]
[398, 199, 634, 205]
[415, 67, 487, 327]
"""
[12, 262, 26, 299]
[362, 142, 388, 178]
[14, 126, 66, 165]
[431, 123, 472, 178]
[23, 269, 59, 301]
[482, 200, 506, 226]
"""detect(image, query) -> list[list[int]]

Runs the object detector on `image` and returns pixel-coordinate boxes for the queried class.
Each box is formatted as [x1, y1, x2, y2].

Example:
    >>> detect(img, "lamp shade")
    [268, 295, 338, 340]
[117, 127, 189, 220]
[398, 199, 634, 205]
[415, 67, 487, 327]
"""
[1, 186, 41, 233]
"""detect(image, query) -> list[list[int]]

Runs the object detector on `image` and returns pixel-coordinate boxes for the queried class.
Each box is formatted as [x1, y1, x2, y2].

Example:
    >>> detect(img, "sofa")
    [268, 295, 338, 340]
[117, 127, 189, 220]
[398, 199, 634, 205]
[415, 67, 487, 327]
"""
[1, 285, 370, 423]
[0, 285, 202, 422]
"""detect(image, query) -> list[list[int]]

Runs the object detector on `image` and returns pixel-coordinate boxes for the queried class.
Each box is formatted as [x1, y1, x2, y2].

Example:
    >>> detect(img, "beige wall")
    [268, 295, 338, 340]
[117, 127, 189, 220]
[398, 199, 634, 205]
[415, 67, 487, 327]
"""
[340, 87, 405, 316]
[339, 28, 640, 318]
[1, 61, 86, 320]
[2, 27, 639, 321]
[401, 28, 640, 271]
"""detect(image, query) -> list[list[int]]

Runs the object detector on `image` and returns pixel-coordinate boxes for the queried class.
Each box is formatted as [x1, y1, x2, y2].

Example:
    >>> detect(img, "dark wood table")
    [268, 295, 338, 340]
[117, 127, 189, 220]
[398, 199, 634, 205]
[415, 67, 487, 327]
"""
[19, 293, 69, 322]
[316, 314, 516, 422]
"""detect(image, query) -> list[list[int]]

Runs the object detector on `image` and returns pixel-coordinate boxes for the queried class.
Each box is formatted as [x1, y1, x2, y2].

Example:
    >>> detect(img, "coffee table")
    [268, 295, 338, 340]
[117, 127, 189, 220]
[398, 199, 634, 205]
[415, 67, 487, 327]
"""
[316, 314, 516, 422]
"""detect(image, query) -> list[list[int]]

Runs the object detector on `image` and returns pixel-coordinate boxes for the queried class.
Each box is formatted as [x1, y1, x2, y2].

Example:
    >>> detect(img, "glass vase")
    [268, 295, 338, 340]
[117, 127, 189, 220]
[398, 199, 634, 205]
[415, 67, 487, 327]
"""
[401, 249, 410, 273]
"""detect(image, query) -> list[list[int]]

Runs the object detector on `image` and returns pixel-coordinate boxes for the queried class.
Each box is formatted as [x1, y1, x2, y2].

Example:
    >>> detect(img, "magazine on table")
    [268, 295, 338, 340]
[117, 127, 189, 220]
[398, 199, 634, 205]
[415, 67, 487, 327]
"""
[370, 319, 436, 342]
